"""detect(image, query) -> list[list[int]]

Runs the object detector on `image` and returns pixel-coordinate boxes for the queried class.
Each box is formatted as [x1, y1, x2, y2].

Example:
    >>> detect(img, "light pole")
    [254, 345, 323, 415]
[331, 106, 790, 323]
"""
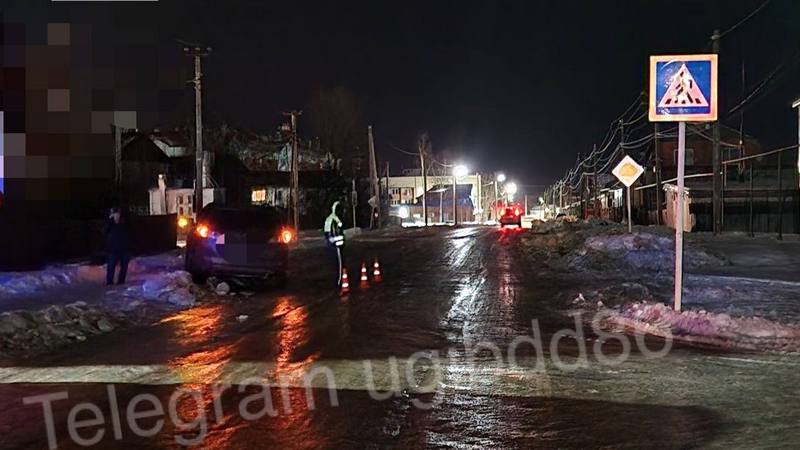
[494, 173, 505, 221]
[184, 44, 212, 216]
[453, 164, 468, 225]
[505, 181, 518, 204]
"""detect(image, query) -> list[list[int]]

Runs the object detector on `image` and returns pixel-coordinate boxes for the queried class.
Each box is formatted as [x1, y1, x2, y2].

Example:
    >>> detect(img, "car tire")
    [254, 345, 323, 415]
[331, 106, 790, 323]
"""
[273, 271, 287, 289]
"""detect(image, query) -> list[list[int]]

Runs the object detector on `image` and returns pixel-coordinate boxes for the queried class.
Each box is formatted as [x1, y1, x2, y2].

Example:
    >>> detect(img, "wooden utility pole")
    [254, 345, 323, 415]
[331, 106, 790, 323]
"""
[351, 178, 357, 229]
[654, 123, 663, 225]
[712, 29, 722, 235]
[283, 110, 302, 230]
[778, 150, 784, 240]
[184, 45, 211, 214]
[593, 144, 599, 218]
[417, 133, 429, 226]
[367, 125, 380, 229]
[113, 125, 122, 188]
[384, 161, 390, 222]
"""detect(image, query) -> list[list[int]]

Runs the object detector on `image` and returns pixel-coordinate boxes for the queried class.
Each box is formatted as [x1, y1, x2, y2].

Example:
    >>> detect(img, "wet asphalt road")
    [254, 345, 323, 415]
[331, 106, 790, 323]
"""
[0, 226, 798, 449]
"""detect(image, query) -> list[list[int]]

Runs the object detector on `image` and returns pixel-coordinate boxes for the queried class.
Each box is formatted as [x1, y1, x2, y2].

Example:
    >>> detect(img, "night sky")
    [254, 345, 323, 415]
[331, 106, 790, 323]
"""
[7, 0, 800, 190]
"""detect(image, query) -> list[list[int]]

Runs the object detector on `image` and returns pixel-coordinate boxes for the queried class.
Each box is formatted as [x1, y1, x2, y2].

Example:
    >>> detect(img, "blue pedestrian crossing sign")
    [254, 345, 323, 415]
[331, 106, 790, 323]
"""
[649, 54, 718, 122]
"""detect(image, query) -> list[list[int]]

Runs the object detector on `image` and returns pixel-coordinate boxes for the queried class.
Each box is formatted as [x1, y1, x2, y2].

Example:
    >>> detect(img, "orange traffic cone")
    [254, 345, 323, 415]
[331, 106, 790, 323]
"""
[360, 262, 369, 282]
[372, 259, 382, 280]
[340, 268, 350, 294]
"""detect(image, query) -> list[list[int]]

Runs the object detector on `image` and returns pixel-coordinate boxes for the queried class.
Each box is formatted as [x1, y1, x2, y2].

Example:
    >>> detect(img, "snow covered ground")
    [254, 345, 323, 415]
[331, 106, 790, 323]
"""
[524, 220, 800, 352]
[0, 251, 202, 359]
[0, 251, 187, 312]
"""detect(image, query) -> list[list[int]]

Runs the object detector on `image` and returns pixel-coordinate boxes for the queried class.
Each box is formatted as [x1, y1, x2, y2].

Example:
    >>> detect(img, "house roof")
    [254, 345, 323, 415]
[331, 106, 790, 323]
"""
[149, 129, 190, 148]
[122, 133, 171, 163]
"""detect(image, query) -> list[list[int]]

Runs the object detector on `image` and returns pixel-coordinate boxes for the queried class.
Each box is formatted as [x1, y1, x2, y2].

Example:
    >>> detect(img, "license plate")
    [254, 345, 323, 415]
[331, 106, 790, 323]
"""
[216, 234, 225, 245]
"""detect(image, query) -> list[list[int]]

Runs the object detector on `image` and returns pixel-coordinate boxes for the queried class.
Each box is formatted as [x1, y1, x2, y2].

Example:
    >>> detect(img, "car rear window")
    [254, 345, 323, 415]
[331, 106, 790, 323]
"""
[200, 208, 282, 231]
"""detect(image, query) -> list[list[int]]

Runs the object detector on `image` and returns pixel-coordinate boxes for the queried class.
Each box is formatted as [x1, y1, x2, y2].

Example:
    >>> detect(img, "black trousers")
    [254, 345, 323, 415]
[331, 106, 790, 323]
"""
[326, 243, 345, 286]
[107, 251, 130, 285]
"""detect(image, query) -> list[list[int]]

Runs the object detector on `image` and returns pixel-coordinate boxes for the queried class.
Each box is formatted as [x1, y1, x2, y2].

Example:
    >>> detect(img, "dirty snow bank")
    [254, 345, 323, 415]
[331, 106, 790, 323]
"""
[602, 302, 800, 353]
[520, 219, 726, 272]
[0, 269, 201, 360]
[568, 232, 728, 272]
[0, 252, 184, 297]
[0, 302, 123, 358]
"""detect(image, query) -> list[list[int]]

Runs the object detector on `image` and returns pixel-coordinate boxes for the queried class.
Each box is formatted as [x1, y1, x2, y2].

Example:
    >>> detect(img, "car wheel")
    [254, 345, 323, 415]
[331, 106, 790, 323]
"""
[185, 250, 209, 284]
[273, 271, 287, 289]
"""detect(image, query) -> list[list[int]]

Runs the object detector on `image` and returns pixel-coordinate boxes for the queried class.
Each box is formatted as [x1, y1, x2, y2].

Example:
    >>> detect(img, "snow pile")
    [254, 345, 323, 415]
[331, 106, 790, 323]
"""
[0, 272, 74, 296]
[137, 270, 196, 307]
[0, 251, 185, 298]
[603, 301, 800, 352]
[567, 232, 727, 272]
[0, 301, 123, 358]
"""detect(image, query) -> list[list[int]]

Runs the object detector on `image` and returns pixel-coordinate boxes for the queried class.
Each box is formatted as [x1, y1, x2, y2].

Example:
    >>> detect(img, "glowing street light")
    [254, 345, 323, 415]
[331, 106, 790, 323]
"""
[496, 173, 506, 183]
[505, 182, 518, 195]
[453, 164, 469, 178]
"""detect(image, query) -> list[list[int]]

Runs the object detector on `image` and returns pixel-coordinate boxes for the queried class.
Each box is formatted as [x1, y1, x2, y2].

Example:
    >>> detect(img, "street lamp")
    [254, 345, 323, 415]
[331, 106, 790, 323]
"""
[493, 173, 506, 221]
[453, 164, 468, 178]
[452, 164, 468, 225]
[505, 182, 518, 202]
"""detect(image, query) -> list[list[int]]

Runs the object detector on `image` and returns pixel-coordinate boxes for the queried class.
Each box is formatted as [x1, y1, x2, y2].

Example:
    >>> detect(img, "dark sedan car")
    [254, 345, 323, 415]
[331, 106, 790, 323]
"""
[184, 205, 294, 285]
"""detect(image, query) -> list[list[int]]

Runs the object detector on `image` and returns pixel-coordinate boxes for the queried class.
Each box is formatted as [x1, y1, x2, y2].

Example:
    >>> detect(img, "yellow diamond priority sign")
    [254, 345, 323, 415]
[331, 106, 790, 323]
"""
[612, 155, 644, 187]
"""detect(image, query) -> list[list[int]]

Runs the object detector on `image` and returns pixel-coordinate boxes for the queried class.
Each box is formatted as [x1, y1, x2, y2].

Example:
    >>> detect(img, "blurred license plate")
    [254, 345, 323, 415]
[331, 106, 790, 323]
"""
[216, 234, 225, 244]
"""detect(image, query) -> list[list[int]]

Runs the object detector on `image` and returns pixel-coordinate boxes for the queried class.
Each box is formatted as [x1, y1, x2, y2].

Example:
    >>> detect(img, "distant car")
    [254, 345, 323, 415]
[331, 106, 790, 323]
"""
[184, 205, 294, 286]
[499, 206, 522, 227]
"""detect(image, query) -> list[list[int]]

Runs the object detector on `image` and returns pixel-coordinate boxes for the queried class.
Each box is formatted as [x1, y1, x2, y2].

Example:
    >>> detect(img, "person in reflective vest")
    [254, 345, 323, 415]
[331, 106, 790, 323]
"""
[324, 201, 345, 286]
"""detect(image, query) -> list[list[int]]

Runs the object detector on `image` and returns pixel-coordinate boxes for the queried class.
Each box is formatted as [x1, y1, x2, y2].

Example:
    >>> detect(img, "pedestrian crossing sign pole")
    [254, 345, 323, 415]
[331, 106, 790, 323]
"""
[649, 54, 718, 312]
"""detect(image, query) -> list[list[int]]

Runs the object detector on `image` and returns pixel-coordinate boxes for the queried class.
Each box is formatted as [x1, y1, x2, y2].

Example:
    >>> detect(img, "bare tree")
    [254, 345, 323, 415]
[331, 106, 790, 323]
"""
[307, 86, 366, 174]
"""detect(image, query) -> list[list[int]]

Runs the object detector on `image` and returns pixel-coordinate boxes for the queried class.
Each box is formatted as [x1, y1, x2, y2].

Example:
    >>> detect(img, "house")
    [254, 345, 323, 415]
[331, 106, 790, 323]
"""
[121, 132, 173, 212]
[383, 173, 481, 206]
[403, 184, 475, 224]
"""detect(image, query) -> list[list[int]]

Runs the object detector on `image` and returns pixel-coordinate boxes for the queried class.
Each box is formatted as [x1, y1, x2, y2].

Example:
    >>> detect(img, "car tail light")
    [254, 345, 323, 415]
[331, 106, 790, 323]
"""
[514, 208, 521, 216]
[278, 227, 294, 244]
[195, 223, 211, 238]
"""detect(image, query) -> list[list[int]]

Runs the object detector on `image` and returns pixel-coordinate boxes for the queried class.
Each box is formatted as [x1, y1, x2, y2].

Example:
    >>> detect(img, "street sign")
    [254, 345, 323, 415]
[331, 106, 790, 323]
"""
[611, 155, 644, 187]
[648, 54, 717, 312]
[612, 155, 644, 235]
[649, 54, 718, 122]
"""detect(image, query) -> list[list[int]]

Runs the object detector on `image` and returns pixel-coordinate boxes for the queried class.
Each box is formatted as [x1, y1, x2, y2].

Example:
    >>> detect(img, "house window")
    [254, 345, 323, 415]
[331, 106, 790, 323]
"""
[178, 195, 184, 205]
[252, 188, 267, 204]
[187, 195, 193, 205]
[674, 148, 695, 166]
[400, 187, 415, 204]
[389, 188, 400, 205]
[179, 207, 184, 216]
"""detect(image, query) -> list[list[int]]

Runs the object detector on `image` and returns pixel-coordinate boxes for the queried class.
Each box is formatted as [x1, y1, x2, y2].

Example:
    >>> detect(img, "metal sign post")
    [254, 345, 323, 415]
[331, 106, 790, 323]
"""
[626, 186, 632, 233]
[675, 122, 686, 311]
[649, 54, 718, 312]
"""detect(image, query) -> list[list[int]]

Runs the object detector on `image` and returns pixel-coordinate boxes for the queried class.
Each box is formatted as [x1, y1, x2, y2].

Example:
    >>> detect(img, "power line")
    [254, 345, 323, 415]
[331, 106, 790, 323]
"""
[718, 0, 772, 39]
[725, 48, 800, 117]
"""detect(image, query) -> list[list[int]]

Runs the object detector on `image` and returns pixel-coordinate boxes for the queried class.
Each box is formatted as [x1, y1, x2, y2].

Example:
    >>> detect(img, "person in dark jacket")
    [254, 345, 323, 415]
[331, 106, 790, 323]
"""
[105, 207, 131, 285]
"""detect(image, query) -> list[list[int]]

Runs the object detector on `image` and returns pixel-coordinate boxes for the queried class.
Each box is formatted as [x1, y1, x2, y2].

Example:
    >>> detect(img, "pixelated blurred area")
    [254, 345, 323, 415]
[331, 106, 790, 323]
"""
[1, 3, 183, 269]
